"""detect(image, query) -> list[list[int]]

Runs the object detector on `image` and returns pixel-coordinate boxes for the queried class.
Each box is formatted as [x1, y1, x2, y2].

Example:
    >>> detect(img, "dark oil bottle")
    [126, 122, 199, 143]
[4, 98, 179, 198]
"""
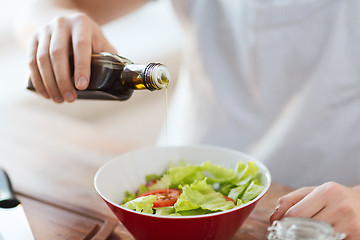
[27, 52, 170, 100]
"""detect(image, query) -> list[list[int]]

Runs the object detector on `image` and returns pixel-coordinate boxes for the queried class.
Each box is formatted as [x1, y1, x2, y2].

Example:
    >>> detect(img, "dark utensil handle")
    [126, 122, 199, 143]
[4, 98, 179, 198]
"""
[0, 168, 19, 208]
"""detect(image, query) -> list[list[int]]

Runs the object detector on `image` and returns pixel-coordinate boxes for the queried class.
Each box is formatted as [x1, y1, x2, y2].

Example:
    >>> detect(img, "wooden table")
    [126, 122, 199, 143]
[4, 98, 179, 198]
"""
[0, 100, 294, 239]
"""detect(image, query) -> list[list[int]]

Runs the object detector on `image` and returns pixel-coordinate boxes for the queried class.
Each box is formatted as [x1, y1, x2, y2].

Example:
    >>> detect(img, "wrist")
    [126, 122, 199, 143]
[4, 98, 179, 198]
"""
[353, 184, 360, 192]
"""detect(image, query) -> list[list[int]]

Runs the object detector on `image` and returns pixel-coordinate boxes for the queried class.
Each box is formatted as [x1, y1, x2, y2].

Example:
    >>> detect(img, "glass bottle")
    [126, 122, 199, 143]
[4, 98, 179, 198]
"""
[27, 52, 170, 100]
[267, 218, 346, 240]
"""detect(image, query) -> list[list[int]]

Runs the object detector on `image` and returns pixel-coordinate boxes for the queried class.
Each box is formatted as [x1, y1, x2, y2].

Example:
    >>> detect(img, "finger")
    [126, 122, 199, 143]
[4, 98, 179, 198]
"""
[101, 42, 117, 54]
[37, 30, 64, 103]
[93, 40, 117, 54]
[49, 18, 77, 102]
[27, 34, 50, 99]
[283, 182, 356, 220]
[92, 27, 117, 54]
[270, 187, 314, 223]
[312, 206, 337, 225]
[282, 187, 326, 218]
[71, 13, 92, 90]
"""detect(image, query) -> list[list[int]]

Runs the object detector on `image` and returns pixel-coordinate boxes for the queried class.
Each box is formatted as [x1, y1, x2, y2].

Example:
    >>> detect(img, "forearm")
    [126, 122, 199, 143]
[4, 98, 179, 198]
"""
[13, 0, 147, 49]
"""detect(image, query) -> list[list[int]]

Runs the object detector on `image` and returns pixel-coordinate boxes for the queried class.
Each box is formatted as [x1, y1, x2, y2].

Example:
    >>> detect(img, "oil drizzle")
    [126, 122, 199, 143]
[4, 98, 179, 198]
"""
[165, 83, 170, 193]
[165, 84, 169, 146]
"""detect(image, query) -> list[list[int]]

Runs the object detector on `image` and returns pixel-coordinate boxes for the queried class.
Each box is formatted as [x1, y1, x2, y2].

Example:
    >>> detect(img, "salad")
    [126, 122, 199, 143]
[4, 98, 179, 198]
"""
[122, 160, 264, 216]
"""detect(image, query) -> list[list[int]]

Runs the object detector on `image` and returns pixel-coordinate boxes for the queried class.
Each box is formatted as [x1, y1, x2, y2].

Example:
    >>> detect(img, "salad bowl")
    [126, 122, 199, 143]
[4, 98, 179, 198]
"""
[94, 145, 271, 240]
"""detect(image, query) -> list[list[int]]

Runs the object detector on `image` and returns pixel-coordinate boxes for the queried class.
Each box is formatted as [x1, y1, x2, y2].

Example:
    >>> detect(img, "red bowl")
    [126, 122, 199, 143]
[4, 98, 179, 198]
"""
[94, 145, 271, 240]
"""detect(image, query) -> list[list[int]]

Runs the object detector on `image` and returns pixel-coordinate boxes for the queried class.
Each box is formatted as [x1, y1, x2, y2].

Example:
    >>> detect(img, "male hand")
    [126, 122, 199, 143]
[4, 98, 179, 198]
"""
[27, 13, 117, 103]
[270, 182, 360, 240]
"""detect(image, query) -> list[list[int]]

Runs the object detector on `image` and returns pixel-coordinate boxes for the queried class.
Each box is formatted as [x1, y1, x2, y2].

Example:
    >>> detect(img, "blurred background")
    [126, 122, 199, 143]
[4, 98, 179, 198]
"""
[0, 0, 184, 147]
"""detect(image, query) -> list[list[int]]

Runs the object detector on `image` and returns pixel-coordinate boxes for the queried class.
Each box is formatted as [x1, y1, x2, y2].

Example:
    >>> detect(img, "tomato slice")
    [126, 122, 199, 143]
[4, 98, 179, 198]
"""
[145, 179, 158, 187]
[137, 189, 182, 208]
[223, 195, 236, 204]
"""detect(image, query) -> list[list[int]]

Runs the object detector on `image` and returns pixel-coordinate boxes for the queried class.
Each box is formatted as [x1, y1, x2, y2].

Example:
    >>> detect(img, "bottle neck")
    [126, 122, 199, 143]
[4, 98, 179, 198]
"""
[143, 63, 170, 90]
[121, 63, 170, 91]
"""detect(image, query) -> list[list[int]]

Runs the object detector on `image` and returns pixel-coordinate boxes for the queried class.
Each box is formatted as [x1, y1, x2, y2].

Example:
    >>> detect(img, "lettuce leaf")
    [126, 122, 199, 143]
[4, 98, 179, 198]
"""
[174, 180, 235, 212]
[228, 184, 247, 201]
[240, 180, 264, 203]
[234, 161, 259, 184]
[145, 174, 162, 183]
[137, 184, 149, 195]
[168, 165, 205, 187]
[123, 160, 265, 216]
[174, 208, 212, 216]
[148, 174, 172, 190]
[154, 206, 175, 215]
[202, 161, 236, 184]
[123, 195, 156, 214]
[122, 191, 136, 204]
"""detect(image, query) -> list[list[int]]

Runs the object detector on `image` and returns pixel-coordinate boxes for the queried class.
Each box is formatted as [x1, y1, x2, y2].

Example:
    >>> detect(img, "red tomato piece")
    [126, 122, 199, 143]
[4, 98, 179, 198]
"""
[145, 179, 158, 187]
[137, 189, 182, 208]
[224, 195, 236, 204]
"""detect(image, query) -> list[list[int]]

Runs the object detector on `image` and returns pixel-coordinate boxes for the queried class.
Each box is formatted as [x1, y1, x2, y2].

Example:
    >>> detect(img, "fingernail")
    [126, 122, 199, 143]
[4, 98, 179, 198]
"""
[64, 92, 75, 102]
[77, 76, 88, 89]
[42, 91, 50, 98]
[270, 205, 280, 216]
[275, 205, 280, 211]
[54, 96, 64, 103]
[272, 208, 279, 215]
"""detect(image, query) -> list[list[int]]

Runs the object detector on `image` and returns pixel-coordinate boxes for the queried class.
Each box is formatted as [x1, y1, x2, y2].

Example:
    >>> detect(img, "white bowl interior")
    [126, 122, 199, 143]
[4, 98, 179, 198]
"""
[94, 145, 271, 208]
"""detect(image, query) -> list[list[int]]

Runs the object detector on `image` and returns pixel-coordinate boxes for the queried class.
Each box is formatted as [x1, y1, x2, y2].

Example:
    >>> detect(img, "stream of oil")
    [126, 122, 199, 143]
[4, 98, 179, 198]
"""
[165, 84, 170, 194]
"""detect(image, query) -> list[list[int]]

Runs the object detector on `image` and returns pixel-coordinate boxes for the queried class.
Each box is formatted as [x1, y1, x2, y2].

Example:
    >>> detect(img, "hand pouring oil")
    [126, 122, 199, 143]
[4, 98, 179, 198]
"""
[27, 52, 170, 101]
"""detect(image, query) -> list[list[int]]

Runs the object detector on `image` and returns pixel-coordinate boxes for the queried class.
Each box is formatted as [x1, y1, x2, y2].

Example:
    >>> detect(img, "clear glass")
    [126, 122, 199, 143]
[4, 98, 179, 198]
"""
[267, 218, 346, 240]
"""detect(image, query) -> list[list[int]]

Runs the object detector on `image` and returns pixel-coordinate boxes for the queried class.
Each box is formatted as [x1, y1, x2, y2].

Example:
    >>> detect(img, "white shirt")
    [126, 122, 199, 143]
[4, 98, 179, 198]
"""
[158, 0, 360, 188]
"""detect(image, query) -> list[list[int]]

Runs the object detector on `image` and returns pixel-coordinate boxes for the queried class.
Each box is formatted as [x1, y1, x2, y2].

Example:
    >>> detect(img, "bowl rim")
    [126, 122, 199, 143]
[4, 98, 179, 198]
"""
[94, 144, 272, 219]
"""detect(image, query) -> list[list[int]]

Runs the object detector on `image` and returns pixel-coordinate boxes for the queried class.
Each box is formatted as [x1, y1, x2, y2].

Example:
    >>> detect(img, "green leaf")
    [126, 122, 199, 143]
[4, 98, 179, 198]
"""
[237, 161, 259, 181]
[173, 197, 200, 212]
[202, 161, 236, 183]
[228, 184, 247, 201]
[137, 184, 149, 195]
[168, 165, 205, 187]
[241, 180, 264, 202]
[122, 191, 136, 204]
[218, 183, 236, 195]
[155, 206, 175, 216]
[122, 159, 265, 216]
[236, 199, 244, 206]
[175, 208, 213, 216]
[123, 195, 156, 214]
[148, 174, 172, 190]
[174, 180, 235, 212]
[235, 161, 247, 174]
[145, 174, 161, 183]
